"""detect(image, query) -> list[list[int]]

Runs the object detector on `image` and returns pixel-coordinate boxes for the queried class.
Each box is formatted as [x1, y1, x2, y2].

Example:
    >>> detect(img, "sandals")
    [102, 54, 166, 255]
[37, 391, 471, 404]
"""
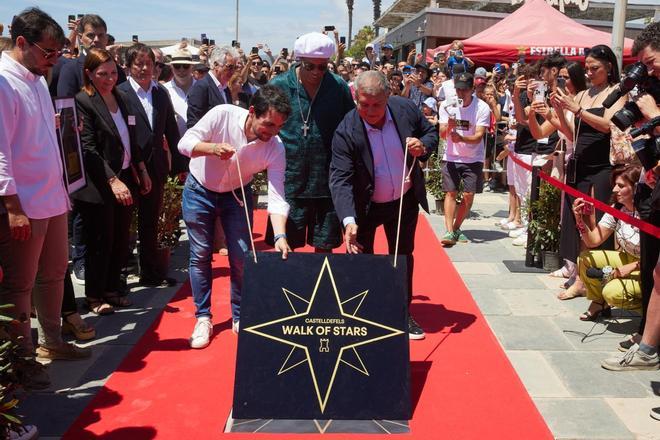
[579, 301, 612, 321]
[550, 266, 571, 278]
[86, 298, 114, 315]
[104, 294, 133, 308]
[556, 284, 586, 300]
[62, 312, 96, 340]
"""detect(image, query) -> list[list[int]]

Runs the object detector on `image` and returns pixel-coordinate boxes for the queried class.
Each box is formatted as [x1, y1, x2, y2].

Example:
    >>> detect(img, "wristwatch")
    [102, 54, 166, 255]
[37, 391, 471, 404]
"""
[601, 265, 614, 283]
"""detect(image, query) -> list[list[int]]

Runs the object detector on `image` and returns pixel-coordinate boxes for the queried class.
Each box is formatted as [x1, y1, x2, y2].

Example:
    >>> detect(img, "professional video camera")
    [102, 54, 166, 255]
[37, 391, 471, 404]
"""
[602, 62, 660, 131]
[630, 116, 660, 172]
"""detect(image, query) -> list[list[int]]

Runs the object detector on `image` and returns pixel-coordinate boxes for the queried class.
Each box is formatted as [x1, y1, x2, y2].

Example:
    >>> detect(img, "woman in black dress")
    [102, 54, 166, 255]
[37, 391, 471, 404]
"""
[554, 45, 627, 299]
[73, 48, 152, 314]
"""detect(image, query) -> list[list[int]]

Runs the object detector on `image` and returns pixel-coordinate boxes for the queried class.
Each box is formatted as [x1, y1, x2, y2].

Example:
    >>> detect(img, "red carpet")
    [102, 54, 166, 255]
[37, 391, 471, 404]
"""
[64, 211, 552, 439]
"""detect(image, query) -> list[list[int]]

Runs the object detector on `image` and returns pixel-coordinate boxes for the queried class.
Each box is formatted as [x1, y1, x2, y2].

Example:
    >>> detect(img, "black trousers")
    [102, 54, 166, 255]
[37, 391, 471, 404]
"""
[76, 171, 136, 298]
[356, 190, 419, 305]
[635, 183, 660, 335]
[138, 172, 165, 280]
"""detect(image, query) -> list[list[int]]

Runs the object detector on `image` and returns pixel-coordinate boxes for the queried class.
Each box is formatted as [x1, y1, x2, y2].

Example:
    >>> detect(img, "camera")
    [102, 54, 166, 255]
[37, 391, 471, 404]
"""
[603, 62, 660, 131]
[630, 117, 660, 172]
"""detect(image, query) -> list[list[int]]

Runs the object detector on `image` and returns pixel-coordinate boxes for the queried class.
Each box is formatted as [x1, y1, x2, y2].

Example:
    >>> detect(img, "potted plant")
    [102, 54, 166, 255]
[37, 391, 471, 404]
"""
[528, 181, 562, 271]
[155, 176, 184, 279]
[425, 152, 446, 214]
[0, 303, 33, 439]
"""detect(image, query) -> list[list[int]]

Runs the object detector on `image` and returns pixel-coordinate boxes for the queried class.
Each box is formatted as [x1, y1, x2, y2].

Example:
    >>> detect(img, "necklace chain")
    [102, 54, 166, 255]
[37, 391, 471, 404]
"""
[296, 67, 322, 137]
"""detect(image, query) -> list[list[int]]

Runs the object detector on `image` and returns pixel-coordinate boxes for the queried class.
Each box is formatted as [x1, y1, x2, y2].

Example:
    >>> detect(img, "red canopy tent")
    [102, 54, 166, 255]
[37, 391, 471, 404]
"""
[426, 0, 635, 65]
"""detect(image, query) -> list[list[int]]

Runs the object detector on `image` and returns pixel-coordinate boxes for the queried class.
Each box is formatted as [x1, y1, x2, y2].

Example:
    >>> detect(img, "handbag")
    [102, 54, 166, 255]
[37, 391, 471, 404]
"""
[609, 123, 639, 166]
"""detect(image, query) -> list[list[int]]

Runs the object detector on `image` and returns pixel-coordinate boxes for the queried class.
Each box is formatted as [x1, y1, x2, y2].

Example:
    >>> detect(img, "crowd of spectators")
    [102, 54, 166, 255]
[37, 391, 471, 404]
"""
[0, 7, 659, 437]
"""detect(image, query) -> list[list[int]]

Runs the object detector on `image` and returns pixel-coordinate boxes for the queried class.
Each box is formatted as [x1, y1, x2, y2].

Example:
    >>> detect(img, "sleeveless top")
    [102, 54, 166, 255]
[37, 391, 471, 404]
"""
[574, 107, 611, 171]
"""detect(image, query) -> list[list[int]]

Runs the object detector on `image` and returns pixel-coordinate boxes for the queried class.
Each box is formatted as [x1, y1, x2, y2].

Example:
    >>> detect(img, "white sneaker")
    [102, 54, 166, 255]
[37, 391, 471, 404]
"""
[232, 320, 240, 334]
[496, 218, 510, 226]
[512, 233, 528, 246]
[509, 227, 527, 238]
[190, 318, 213, 349]
[501, 221, 523, 231]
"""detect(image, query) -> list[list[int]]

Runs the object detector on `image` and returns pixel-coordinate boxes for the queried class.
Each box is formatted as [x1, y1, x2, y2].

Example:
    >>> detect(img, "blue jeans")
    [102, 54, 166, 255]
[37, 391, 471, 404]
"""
[182, 174, 253, 322]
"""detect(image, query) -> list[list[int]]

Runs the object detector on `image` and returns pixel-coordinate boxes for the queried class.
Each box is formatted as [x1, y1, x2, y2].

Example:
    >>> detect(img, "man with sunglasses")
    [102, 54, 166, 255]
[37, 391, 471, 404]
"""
[0, 8, 92, 392]
[163, 48, 197, 136]
[268, 32, 354, 252]
[187, 46, 240, 128]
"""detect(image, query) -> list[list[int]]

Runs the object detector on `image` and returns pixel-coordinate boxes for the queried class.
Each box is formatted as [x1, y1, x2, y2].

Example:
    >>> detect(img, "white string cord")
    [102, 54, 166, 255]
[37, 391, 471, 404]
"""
[233, 150, 258, 264]
[393, 142, 410, 268]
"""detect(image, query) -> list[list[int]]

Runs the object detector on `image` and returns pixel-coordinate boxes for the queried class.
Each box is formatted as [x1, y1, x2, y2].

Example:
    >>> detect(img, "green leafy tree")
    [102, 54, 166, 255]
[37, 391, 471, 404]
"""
[346, 26, 376, 60]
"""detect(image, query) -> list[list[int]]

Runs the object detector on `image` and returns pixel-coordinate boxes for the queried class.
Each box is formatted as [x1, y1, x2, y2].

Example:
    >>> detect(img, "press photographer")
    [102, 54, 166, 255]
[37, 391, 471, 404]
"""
[601, 22, 660, 403]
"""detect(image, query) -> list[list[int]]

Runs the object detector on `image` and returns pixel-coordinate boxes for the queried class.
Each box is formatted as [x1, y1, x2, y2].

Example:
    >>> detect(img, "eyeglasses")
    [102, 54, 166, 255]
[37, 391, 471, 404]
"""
[302, 61, 327, 72]
[31, 41, 61, 60]
[172, 64, 192, 70]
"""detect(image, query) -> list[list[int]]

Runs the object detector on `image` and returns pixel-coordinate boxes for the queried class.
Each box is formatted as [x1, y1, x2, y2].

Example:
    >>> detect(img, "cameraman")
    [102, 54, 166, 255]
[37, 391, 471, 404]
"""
[601, 22, 660, 403]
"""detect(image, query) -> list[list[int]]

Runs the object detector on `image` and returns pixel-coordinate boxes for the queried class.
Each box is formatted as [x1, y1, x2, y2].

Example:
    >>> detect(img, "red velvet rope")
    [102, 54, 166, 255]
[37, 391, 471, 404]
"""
[508, 153, 660, 238]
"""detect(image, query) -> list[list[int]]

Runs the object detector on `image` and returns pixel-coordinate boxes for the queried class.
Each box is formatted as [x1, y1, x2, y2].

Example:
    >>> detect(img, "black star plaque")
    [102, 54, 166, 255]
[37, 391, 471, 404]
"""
[233, 252, 411, 420]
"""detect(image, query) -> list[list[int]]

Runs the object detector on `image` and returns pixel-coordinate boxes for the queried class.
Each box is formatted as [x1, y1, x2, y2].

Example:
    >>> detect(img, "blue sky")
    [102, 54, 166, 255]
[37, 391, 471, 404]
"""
[1, 1, 393, 51]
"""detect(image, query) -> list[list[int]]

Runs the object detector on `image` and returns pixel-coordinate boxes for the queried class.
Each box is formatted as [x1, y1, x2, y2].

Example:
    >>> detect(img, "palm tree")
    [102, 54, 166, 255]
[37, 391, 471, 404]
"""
[373, 0, 382, 36]
[347, 0, 354, 48]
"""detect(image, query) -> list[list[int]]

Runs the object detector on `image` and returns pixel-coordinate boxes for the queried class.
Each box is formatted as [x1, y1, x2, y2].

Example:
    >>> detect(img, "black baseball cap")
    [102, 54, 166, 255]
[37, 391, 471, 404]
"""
[414, 62, 429, 71]
[454, 72, 474, 89]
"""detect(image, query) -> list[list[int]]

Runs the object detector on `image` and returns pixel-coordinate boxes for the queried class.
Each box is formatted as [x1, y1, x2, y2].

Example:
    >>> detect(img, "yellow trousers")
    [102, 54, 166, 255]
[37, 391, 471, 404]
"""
[578, 250, 642, 314]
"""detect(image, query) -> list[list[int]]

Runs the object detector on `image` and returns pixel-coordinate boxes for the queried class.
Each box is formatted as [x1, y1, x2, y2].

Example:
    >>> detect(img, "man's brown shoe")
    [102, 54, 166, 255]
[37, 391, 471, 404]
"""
[36, 343, 91, 361]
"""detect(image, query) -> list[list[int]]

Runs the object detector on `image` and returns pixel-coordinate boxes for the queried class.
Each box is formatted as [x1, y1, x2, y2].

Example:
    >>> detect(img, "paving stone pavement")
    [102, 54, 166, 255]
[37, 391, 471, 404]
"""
[20, 192, 660, 439]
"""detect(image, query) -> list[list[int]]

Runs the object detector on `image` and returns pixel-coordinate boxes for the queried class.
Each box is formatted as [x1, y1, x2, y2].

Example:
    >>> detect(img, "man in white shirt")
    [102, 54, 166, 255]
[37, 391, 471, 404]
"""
[163, 48, 197, 136]
[0, 8, 90, 390]
[438, 72, 491, 246]
[178, 85, 292, 349]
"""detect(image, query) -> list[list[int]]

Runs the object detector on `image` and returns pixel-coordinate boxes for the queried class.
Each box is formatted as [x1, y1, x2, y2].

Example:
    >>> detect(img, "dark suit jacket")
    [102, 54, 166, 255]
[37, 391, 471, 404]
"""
[57, 54, 127, 97]
[73, 88, 142, 203]
[118, 80, 187, 181]
[186, 72, 230, 128]
[330, 96, 438, 224]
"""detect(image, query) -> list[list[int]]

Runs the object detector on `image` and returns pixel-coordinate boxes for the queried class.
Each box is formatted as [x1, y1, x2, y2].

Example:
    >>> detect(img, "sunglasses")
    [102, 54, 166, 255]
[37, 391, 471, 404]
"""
[31, 41, 61, 60]
[172, 64, 192, 70]
[302, 61, 327, 72]
[251, 61, 262, 66]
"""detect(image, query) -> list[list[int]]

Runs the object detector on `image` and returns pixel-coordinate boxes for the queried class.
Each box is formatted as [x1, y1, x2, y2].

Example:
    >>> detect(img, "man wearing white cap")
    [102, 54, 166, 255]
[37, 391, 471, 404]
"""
[268, 32, 354, 252]
[163, 47, 197, 136]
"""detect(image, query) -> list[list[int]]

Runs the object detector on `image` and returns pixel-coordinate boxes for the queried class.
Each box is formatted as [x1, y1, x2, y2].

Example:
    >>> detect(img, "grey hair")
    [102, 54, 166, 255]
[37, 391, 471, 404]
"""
[209, 46, 239, 67]
[354, 70, 389, 97]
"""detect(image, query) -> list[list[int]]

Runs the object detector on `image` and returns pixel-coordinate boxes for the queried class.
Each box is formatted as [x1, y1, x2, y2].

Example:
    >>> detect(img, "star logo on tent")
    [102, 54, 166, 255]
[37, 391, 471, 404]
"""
[243, 257, 404, 413]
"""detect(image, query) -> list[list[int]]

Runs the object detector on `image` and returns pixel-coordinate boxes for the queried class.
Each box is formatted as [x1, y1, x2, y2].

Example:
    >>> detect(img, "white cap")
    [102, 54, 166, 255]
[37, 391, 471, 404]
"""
[423, 97, 438, 112]
[294, 32, 336, 59]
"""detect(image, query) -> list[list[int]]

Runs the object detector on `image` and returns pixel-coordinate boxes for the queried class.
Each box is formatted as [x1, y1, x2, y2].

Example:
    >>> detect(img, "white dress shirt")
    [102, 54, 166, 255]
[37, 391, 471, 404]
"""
[208, 72, 229, 104]
[163, 78, 195, 136]
[344, 109, 411, 227]
[178, 105, 289, 216]
[0, 52, 70, 219]
[109, 108, 131, 169]
[128, 76, 154, 128]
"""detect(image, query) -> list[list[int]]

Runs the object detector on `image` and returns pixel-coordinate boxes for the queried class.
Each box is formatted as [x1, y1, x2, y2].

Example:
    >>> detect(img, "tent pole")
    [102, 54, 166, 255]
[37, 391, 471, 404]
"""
[611, 0, 627, 72]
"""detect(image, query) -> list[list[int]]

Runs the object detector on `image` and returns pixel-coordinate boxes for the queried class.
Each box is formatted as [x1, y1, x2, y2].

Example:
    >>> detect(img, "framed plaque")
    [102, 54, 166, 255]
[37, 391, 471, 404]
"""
[54, 97, 86, 194]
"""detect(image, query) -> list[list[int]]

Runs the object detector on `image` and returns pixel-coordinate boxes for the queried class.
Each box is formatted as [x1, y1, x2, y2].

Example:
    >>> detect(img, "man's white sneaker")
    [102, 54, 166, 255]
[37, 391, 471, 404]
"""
[509, 227, 527, 238]
[190, 318, 213, 349]
[512, 233, 528, 246]
[232, 320, 240, 334]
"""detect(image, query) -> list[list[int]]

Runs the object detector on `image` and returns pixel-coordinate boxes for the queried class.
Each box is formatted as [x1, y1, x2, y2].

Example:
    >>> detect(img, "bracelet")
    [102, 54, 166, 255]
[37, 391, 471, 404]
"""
[575, 107, 583, 117]
[273, 233, 287, 243]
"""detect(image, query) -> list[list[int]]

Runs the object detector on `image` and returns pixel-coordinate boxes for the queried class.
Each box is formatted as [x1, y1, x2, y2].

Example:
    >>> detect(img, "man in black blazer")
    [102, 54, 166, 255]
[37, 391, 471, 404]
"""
[118, 43, 187, 286]
[330, 71, 438, 340]
[186, 46, 239, 128]
[57, 14, 126, 97]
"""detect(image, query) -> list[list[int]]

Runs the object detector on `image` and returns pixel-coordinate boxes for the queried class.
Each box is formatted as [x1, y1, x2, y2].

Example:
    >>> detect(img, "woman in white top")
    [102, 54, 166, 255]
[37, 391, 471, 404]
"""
[73, 48, 152, 316]
[573, 165, 642, 321]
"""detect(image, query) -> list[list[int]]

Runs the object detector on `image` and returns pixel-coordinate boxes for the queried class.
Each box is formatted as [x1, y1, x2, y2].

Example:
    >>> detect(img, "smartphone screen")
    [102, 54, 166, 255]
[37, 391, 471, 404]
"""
[202, 38, 209, 45]
[209, 39, 215, 46]
[68, 14, 76, 22]
[340, 36, 346, 45]
[324, 25, 335, 31]
[77, 14, 84, 19]
[251, 46, 259, 54]
[132, 35, 139, 43]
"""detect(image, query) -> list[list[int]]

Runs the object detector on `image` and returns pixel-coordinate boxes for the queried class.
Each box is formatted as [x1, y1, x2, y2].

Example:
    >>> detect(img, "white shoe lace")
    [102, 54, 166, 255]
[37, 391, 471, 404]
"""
[620, 344, 640, 366]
